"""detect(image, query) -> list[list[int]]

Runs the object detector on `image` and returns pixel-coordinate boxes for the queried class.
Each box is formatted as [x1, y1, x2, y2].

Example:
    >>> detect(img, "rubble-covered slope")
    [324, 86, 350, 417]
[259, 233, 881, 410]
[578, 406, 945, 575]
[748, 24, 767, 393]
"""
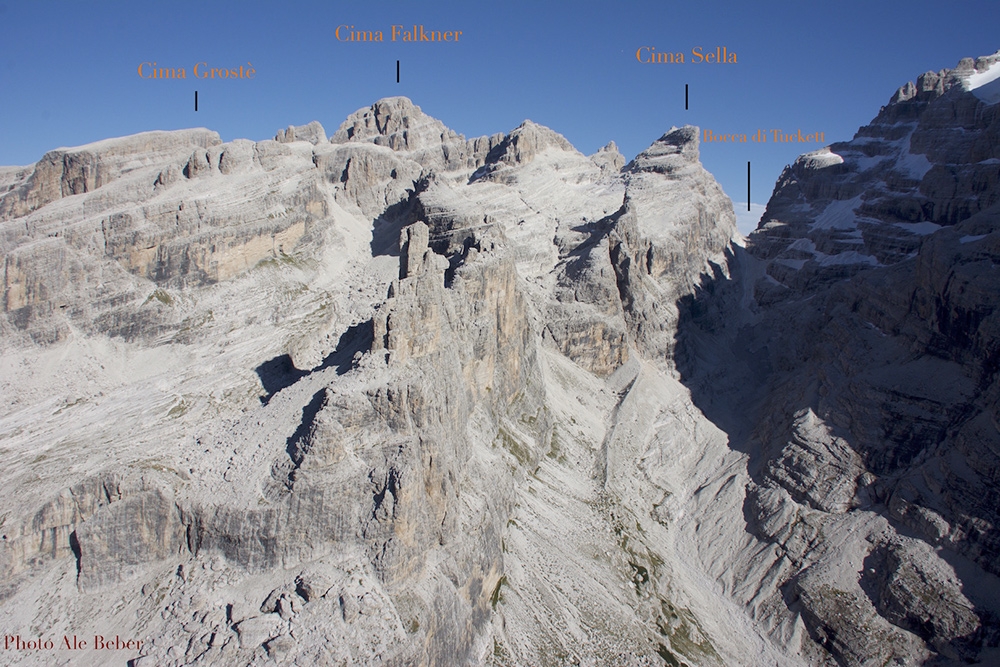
[672, 53, 1000, 667]
[1, 60, 997, 667]
[0, 97, 774, 667]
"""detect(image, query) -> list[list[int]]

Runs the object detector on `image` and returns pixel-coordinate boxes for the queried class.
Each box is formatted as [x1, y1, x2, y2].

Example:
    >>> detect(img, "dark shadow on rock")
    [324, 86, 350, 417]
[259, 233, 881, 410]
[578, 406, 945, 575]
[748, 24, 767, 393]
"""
[370, 177, 429, 257]
[444, 236, 478, 288]
[255, 354, 308, 405]
[69, 530, 82, 578]
[316, 320, 375, 376]
[267, 388, 329, 497]
[859, 548, 885, 611]
[672, 244, 773, 479]
[254, 319, 375, 405]
[934, 544, 1000, 657]
[285, 389, 327, 466]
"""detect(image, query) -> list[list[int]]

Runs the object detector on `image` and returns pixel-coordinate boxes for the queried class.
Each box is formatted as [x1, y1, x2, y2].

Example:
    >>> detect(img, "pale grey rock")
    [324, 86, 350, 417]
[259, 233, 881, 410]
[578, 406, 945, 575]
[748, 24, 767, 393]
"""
[590, 140, 625, 172]
[183, 146, 213, 178]
[295, 569, 333, 602]
[2, 81, 997, 667]
[331, 97, 457, 153]
[275, 120, 327, 145]
[1, 126, 338, 344]
[399, 220, 430, 279]
[314, 142, 423, 222]
[154, 163, 181, 190]
[612, 126, 737, 361]
[472, 120, 577, 182]
[0, 471, 123, 584]
[765, 408, 865, 514]
[234, 614, 284, 649]
[75, 486, 187, 591]
[216, 138, 257, 175]
[0, 129, 221, 220]
[331, 97, 484, 173]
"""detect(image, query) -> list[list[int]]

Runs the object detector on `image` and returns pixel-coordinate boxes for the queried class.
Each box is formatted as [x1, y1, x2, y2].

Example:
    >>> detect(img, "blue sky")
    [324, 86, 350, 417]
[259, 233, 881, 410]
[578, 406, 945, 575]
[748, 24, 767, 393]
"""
[1, 0, 998, 226]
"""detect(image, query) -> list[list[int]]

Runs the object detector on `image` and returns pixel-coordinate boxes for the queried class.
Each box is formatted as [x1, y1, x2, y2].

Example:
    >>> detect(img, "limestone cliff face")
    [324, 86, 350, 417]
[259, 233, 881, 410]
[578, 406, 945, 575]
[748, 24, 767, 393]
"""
[672, 52, 1000, 667]
[0, 97, 740, 667]
[751, 51, 1000, 302]
[0, 128, 338, 345]
[5, 63, 996, 667]
[0, 130, 222, 221]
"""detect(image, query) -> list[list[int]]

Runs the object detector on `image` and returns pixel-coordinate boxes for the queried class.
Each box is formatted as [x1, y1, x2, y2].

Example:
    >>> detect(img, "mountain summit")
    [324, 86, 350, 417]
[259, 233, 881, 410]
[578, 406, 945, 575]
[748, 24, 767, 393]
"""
[1, 67, 998, 667]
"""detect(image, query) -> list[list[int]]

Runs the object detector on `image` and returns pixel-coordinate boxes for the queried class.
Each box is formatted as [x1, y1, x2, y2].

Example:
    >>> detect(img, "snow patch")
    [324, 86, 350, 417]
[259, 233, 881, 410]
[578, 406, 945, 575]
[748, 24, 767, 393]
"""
[774, 258, 806, 270]
[787, 237, 818, 253]
[818, 250, 880, 267]
[894, 150, 933, 180]
[848, 153, 890, 173]
[811, 196, 862, 230]
[778, 234, 880, 268]
[802, 149, 844, 168]
[960, 234, 987, 244]
[965, 60, 1000, 104]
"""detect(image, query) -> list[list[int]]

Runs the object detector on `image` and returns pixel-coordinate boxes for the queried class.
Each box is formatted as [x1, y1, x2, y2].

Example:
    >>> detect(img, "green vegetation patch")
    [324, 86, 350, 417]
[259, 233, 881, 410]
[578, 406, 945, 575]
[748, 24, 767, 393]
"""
[656, 643, 685, 667]
[143, 288, 174, 306]
[167, 399, 188, 418]
[255, 251, 302, 270]
[496, 426, 531, 467]
[656, 599, 720, 666]
[630, 561, 650, 590]
[490, 575, 507, 610]
[545, 426, 569, 464]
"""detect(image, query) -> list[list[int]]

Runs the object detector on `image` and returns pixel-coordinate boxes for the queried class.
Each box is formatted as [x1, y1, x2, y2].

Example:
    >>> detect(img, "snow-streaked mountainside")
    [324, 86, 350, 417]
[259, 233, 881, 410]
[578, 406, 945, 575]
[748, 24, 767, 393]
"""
[0, 51, 998, 667]
[965, 54, 1000, 104]
[753, 50, 1000, 295]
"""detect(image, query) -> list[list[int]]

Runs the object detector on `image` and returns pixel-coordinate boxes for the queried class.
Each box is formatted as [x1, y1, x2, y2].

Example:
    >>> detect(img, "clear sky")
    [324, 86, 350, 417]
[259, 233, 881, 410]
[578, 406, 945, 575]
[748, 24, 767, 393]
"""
[1, 0, 998, 220]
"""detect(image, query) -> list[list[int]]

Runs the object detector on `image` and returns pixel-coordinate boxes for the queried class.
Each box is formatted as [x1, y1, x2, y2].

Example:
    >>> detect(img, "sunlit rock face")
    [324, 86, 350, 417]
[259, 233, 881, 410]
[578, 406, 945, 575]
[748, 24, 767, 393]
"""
[1, 52, 999, 666]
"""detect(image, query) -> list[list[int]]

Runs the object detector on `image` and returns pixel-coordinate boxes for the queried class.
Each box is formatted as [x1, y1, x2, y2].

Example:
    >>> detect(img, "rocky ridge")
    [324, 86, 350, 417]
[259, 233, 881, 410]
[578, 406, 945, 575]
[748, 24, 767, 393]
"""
[672, 52, 1000, 666]
[0, 61, 997, 667]
[0, 97, 753, 666]
[752, 50, 1000, 301]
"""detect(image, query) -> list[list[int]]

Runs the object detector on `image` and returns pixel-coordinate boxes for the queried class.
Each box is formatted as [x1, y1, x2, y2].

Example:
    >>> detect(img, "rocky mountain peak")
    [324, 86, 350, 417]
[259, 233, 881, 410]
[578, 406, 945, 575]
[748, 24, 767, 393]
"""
[466, 119, 585, 184]
[274, 120, 327, 145]
[3, 56, 998, 666]
[485, 119, 577, 166]
[330, 96, 460, 152]
[750, 51, 1000, 301]
[590, 141, 625, 172]
[0, 129, 221, 221]
[624, 125, 700, 176]
[890, 50, 1000, 105]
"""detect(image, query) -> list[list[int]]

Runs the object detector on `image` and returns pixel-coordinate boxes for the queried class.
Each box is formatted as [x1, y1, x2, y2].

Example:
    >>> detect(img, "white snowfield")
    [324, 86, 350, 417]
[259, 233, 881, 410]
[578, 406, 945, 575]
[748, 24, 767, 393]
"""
[964, 51, 1000, 104]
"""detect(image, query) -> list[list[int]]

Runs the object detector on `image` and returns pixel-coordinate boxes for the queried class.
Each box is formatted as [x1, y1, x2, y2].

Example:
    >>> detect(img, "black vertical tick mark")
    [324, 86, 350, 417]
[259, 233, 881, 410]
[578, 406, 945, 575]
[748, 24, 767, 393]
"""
[685, 84, 688, 110]
[747, 162, 751, 210]
[396, 60, 400, 83]
[195, 90, 198, 111]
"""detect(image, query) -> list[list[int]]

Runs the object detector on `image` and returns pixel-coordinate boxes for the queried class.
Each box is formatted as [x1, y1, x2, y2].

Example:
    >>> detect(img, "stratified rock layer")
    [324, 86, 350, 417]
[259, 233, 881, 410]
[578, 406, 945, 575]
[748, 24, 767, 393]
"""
[1, 51, 998, 667]
[0, 97, 749, 667]
[672, 52, 1000, 667]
